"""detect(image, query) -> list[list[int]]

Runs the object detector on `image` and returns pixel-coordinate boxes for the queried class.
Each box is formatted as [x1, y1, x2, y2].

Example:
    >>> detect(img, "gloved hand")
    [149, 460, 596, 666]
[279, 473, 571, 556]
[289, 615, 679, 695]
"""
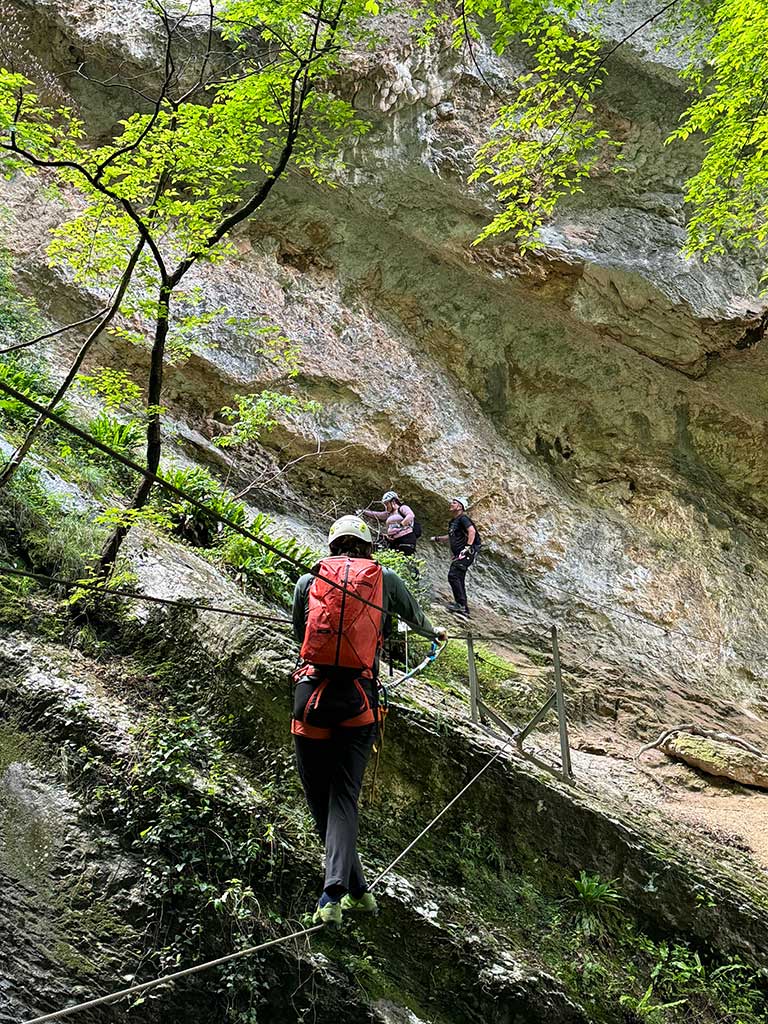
[459, 545, 473, 558]
[430, 535, 440, 542]
[434, 628, 447, 642]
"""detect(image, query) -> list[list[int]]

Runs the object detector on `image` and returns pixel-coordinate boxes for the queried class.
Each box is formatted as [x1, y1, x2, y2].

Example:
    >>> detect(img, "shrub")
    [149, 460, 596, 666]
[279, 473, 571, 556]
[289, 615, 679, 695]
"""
[214, 391, 317, 448]
[53, 413, 145, 491]
[0, 569, 36, 624]
[220, 514, 321, 605]
[375, 546, 429, 606]
[153, 466, 247, 547]
[0, 353, 56, 425]
[76, 367, 143, 412]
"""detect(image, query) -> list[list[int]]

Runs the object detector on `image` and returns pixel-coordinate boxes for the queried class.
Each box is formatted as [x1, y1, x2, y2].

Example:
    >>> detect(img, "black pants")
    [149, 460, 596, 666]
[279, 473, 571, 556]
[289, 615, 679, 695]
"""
[294, 726, 376, 895]
[385, 533, 417, 555]
[448, 549, 476, 608]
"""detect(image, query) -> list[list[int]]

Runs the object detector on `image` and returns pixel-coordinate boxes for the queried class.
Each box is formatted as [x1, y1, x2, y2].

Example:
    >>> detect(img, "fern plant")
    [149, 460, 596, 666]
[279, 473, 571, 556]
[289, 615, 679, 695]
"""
[152, 466, 247, 548]
[0, 354, 56, 425]
[87, 413, 143, 456]
[565, 870, 623, 939]
[220, 513, 321, 605]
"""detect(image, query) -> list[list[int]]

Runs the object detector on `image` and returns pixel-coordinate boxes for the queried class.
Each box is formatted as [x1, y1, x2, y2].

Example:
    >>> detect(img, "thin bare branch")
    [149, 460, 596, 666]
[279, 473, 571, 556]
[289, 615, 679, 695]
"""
[0, 306, 110, 355]
[73, 66, 160, 107]
[0, 139, 169, 280]
[233, 438, 356, 499]
[460, 1, 506, 103]
[538, 0, 682, 167]
[0, 234, 146, 487]
[92, 17, 176, 178]
[177, 0, 216, 103]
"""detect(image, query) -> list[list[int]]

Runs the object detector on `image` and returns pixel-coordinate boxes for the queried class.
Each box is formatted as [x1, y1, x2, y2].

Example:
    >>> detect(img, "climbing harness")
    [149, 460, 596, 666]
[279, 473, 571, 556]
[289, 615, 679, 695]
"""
[290, 663, 382, 739]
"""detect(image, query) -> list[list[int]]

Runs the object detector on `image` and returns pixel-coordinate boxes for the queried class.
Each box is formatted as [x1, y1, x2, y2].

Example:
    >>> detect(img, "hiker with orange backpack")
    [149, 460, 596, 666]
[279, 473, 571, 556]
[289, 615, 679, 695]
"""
[291, 514, 443, 925]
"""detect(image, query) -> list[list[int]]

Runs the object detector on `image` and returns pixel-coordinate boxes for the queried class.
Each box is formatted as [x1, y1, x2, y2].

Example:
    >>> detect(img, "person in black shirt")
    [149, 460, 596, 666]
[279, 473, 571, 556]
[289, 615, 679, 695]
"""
[430, 497, 481, 617]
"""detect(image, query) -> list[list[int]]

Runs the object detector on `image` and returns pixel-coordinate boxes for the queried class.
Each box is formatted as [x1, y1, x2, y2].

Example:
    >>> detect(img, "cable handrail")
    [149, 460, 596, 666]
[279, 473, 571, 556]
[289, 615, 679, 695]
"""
[22, 730, 512, 1024]
[0, 563, 294, 624]
[0, 381, 747, 657]
[0, 381, 447, 638]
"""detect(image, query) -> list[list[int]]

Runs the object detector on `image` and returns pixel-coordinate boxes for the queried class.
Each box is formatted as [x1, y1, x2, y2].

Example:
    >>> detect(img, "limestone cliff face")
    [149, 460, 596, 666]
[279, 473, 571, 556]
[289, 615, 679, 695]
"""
[5, 0, 768, 719]
[4, 5, 768, 1022]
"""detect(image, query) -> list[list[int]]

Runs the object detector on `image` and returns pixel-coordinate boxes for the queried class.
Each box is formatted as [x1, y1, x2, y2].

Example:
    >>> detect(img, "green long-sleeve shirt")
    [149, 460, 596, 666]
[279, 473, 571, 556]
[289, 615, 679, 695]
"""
[292, 562, 437, 647]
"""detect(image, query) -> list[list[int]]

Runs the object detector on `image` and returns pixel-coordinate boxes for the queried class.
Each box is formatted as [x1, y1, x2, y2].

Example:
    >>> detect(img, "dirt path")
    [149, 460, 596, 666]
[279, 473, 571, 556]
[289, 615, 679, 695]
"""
[571, 741, 768, 872]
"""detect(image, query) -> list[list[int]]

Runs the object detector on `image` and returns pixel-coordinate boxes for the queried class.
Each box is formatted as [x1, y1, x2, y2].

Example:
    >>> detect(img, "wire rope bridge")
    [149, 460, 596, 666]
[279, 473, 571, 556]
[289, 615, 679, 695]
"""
[22, 687, 517, 1024]
[0, 379, 576, 1022]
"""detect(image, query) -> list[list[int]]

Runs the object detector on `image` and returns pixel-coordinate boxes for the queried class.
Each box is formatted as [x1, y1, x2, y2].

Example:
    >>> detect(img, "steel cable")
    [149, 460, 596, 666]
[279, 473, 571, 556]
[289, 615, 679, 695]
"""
[23, 726, 512, 1024]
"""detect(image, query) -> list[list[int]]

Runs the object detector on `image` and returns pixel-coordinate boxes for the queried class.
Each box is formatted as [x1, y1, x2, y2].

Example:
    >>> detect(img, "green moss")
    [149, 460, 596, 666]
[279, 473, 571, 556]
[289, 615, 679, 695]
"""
[0, 721, 47, 773]
[0, 464, 104, 578]
[0, 726, 65, 883]
[0, 250, 42, 343]
[51, 877, 135, 974]
[411, 638, 547, 723]
[5, 584, 767, 1023]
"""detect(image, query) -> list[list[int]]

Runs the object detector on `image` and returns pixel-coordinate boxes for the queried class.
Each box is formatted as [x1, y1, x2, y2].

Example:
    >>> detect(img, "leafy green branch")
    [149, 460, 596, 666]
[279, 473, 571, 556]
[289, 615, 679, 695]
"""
[0, 0, 373, 577]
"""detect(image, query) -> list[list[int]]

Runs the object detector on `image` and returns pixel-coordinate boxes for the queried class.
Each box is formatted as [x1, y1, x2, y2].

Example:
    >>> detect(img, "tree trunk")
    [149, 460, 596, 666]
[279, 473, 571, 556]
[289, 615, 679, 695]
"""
[0, 239, 145, 489]
[98, 282, 171, 575]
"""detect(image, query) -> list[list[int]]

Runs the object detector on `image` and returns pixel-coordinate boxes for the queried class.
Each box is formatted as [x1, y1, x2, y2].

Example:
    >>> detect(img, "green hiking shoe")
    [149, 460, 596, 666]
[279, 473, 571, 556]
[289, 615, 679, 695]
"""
[312, 900, 342, 927]
[340, 891, 379, 915]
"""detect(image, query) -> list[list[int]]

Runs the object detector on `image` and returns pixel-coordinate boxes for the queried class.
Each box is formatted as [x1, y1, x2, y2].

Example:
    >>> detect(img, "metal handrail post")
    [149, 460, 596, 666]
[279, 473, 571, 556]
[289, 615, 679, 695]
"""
[515, 691, 557, 744]
[466, 633, 480, 724]
[551, 625, 573, 781]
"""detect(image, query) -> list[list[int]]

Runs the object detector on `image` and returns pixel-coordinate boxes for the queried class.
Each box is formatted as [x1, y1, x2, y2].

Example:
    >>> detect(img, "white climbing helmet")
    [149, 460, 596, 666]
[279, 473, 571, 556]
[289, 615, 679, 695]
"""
[328, 514, 373, 546]
[451, 496, 470, 510]
[381, 490, 399, 503]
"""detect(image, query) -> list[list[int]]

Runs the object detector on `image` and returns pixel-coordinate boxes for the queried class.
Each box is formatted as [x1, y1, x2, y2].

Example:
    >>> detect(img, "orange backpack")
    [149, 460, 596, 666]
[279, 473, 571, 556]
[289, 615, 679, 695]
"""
[300, 556, 384, 671]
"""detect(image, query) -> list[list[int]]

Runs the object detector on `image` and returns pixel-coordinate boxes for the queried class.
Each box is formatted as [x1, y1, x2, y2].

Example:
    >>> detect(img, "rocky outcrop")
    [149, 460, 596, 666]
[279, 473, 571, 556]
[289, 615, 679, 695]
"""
[124, 534, 768, 964]
[0, 724, 142, 1023]
[3, 0, 768, 725]
[662, 732, 768, 790]
[4, 530, 768, 1022]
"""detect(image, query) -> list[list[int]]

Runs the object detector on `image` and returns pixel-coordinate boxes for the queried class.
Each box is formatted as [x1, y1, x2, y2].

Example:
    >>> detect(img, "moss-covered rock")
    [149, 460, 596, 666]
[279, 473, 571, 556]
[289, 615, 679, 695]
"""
[662, 732, 768, 790]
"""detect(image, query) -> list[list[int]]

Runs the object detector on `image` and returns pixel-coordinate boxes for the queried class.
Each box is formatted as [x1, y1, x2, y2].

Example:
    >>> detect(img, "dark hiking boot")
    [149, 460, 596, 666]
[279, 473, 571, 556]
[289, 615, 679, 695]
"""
[447, 603, 470, 617]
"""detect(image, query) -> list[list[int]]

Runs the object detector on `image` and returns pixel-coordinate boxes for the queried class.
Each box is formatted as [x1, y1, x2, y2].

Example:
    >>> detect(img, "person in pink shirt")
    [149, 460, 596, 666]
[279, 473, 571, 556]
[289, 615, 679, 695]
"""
[361, 491, 420, 555]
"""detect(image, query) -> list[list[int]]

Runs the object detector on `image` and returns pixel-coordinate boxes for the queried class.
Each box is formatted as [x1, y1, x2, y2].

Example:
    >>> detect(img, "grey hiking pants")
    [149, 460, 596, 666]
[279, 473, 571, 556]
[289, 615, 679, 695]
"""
[294, 725, 376, 896]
